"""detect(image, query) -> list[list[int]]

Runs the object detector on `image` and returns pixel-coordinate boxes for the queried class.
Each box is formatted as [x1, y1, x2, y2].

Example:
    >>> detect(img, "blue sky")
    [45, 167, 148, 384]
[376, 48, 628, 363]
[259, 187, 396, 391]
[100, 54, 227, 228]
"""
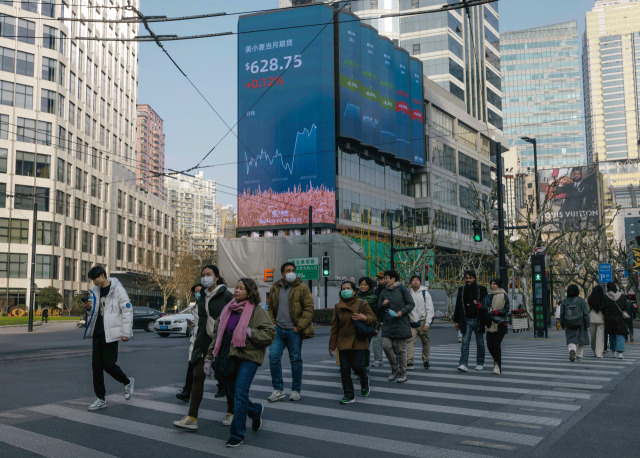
[138, 0, 596, 206]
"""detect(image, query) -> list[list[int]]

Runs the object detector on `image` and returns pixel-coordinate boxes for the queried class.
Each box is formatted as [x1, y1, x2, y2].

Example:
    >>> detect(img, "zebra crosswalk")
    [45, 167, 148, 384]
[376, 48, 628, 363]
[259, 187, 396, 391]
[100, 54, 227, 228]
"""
[1, 337, 639, 457]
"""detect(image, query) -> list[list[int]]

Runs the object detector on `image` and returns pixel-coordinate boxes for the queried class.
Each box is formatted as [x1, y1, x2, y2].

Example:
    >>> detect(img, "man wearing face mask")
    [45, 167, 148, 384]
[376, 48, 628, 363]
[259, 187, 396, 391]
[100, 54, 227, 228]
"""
[267, 262, 315, 402]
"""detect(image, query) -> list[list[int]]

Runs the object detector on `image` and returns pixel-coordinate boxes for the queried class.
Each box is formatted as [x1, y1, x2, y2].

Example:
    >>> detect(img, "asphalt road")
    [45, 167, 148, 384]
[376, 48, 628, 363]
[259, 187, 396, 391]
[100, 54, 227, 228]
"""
[1, 321, 639, 457]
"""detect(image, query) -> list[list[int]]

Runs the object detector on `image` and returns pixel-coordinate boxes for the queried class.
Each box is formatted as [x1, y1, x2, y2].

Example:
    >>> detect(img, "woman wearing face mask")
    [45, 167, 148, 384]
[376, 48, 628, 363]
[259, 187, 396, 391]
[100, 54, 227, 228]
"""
[329, 281, 376, 404]
[176, 284, 203, 402]
[174, 265, 233, 431]
[482, 279, 510, 375]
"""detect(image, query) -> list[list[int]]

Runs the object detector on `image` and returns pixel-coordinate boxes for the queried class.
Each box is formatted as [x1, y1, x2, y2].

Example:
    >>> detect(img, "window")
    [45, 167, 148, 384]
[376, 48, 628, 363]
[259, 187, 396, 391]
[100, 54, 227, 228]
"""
[15, 83, 33, 109]
[17, 117, 36, 142]
[41, 89, 56, 113]
[432, 175, 457, 206]
[16, 51, 34, 76]
[37, 121, 52, 146]
[64, 225, 75, 250]
[117, 215, 123, 235]
[36, 221, 59, 246]
[0, 183, 5, 207]
[413, 44, 420, 55]
[21, 1, 37, 13]
[14, 185, 49, 211]
[116, 242, 123, 261]
[458, 123, 477, 150]
[0, 253, 28, 278]
[0, 113, 7, 138]
[81, 260, 91, 280]
[41, 0, 55, 18]
[481, 163, 491, 187]
[0, 218, 29, 243]
[55, 190, 64, 215]
[127, 219, 134, 238]
[36, 255, 58, 280]
[434, 211, 457, 232]
[63, 258, 76, 281]
[431, 139, 456, 173]
[58, 62, 65, 86]
[81, 230, 91, 253]
[15, 152, 50, 178]
[431, 106, 453, 136]
[0, 15, 16, 39]
[90, 204, 99, 226]
[0, 147, 6, 173]
[43, 25, 56, 49]
[127, 244, 134, 263]
[97, 235, 106, 256]
[0, 80, 11, 106]
[57, 93, 64, 117]
[42, 57, 56, 81]
[17, 18, 35, 44]
[458, 152, 478, 181]
[0, 46, 14, 72]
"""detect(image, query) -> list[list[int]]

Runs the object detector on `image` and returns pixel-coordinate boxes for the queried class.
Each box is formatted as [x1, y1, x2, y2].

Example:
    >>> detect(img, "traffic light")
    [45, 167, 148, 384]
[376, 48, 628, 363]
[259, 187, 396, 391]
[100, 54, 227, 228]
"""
[472, 220, 482, 242]
[322, 256, 330, 277]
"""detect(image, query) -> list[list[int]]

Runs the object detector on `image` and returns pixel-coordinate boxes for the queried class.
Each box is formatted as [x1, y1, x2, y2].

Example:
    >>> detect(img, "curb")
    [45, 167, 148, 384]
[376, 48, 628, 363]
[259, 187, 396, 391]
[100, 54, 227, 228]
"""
[0, 320, 80, 328]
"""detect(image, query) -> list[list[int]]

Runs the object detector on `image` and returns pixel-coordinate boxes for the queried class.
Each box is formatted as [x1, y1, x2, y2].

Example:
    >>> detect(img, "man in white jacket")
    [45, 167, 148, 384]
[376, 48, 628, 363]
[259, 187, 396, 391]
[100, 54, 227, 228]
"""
[83, 266, 134, 411]
[407, 276, 434, 369]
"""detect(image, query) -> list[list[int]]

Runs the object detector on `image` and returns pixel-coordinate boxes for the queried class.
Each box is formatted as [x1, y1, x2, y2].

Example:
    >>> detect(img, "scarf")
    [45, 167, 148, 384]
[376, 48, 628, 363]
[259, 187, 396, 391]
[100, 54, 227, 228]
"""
[488, 288, 506, 333]
[212, 298, 255, 357]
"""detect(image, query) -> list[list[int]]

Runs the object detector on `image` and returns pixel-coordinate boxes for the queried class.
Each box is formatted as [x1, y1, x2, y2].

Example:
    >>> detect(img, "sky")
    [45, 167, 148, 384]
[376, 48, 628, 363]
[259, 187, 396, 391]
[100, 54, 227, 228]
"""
[138, 0, 597, 206]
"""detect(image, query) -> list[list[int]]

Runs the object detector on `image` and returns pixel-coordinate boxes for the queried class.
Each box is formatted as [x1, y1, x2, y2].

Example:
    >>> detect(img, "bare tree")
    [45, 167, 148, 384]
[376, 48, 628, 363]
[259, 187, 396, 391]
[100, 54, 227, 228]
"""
[139, 252, 178, 312]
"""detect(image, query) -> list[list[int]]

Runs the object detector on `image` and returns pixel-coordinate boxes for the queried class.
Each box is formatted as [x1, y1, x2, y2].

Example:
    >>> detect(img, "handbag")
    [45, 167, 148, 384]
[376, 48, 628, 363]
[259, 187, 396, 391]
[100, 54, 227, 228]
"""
[353, 300, 377, 339]
[617, 304, 631, 320]
[204, 297, 216, 338]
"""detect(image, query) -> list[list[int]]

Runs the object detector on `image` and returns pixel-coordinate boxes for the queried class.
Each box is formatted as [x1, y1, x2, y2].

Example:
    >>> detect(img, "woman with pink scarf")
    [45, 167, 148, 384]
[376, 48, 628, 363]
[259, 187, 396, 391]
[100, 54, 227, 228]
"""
[205, 277, 276, 448]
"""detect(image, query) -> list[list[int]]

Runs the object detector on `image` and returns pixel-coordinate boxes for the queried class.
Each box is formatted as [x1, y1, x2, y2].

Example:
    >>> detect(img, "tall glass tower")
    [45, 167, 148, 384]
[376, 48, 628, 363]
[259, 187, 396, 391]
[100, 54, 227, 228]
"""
[501, 21, 585, 169]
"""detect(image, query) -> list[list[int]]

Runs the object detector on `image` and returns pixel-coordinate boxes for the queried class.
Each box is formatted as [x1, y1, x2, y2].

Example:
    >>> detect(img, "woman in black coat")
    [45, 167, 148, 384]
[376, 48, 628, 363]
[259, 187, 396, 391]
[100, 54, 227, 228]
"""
[602, 282, 628, 359]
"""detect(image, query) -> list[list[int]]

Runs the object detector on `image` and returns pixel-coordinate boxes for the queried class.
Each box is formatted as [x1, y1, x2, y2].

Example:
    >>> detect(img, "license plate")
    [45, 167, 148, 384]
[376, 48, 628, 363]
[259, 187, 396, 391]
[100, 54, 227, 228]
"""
[159, 326, 168, 330]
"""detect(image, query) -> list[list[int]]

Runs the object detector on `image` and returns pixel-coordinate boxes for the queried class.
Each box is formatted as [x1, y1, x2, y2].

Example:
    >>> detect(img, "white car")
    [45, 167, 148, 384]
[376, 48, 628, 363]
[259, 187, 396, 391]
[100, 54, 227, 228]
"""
[154, 305, 196, 338]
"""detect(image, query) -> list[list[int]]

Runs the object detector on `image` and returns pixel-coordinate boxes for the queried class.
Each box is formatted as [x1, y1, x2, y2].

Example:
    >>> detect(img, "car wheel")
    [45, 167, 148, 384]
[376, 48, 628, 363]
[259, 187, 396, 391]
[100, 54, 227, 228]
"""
[145, 321, 155, 332]
[158, 333, 170, 338]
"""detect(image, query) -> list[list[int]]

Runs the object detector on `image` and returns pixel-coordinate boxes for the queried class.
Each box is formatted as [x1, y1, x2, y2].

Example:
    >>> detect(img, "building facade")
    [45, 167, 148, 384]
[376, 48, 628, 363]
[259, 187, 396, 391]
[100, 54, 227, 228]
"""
[0, 1, 175, 312]
[135, 104, 165, 199]
[501, 21, 586, 169]
[165, 170, 217, 250]
[583, 0, 640, 202]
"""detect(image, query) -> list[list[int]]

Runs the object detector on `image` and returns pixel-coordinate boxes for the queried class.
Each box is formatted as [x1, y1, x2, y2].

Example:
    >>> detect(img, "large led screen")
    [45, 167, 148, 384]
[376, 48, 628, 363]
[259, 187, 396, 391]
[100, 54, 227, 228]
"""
[394, 48, 411, 161]
[378, 36, 396, 155]
[337, 12, 361, 141]
[410, 58, 425, 165]
[237, 6, 336, 228]
[360, 25, 380, 149]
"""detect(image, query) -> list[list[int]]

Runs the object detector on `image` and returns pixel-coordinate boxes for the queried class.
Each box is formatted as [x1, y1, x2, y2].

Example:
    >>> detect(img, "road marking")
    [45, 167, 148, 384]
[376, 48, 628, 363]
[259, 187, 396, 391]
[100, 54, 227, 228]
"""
[494, 421, 542, 430]
[26, 404, 300, 458]
[0, 423, 116, 458]
[460, 440, 517, 451]
[0, 412, 26, 419]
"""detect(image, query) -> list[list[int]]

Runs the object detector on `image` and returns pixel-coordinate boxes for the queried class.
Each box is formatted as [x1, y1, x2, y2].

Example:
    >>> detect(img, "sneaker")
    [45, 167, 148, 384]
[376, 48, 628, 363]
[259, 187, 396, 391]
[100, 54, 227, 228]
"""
[372, 361, 383, 367]
[176, 390, 190, 402]
[226, 437, 243, 448]
[458, 337, 462, 343]
[340, 396, 355, 404]
[577, 357, 583, 361]
[475, 365, 483, 371]
[124, 377, 134, 400]
[361, 382, 370, 397]
[406, 363, 415, 370]
[569, 350, 576, 362]
[396, 373, 407, 383]
[493, 364, 500, 375]
[457, 365, 468, 372]
[251, 404, 263, 432]
[617, 352, 624, 360]
[222, 413, 234, 426]
[267, 390, 285, 402]
[289, 391, 301, 401]
[388, 370, 399, 381]
[173, 416, 198, 431]
[423, 361, 430, 369]
[88, 399, 107, 411]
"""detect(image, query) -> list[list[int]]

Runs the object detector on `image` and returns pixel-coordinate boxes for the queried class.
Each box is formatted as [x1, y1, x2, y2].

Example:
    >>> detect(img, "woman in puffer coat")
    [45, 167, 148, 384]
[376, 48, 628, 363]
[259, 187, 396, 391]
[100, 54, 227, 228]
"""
[330, 281, 376, 405]
[602, 282, 629, 359]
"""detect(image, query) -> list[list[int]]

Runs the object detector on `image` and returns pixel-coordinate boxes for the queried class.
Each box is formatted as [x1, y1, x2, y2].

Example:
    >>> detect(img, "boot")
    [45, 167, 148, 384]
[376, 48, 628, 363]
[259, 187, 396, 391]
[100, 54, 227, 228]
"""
[176, 390, 191, 402]
[215, 384, 226, 398]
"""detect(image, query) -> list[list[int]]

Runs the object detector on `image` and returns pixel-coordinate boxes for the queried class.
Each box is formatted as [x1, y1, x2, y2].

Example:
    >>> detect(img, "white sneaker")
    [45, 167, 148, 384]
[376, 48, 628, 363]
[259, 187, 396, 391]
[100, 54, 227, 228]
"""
[493, 364, 500, 374]
[222, 413, 234, 426]
[457, 365, 468, 372]
[289, 391, 301, 401]
[124, 377, 134, 400]
[88, 399, 107, 411]
[173, 415, 198, 431]
[617, 352, 624, 360]
[267, 390, 285, 402]
[475, 365, 484, 371]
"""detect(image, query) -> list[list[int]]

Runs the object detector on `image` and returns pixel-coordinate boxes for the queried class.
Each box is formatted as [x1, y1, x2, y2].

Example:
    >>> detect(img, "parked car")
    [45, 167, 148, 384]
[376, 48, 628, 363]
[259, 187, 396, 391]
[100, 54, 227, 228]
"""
[133, 307, 166, 332]
[154, 305, 196, 338]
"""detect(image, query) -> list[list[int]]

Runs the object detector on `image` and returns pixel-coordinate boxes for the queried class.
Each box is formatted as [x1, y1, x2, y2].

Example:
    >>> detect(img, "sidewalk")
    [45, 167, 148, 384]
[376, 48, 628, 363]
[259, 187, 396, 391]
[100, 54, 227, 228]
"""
[0, 321, 80, 335]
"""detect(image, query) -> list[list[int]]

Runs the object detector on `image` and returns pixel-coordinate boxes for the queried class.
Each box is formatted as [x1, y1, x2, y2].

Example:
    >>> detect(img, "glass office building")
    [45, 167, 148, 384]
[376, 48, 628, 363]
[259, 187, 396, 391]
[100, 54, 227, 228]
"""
[501, 22, 585, 170]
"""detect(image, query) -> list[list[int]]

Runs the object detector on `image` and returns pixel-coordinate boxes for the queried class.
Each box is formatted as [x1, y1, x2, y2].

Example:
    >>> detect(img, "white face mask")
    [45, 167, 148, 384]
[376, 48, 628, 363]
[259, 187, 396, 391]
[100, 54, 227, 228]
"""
[285, 272, 297, 284]
[201, 276, 215, 288]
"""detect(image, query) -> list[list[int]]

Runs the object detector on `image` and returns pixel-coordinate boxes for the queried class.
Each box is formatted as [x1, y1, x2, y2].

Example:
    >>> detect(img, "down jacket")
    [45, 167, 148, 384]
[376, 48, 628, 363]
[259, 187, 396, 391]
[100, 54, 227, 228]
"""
[329, 297, 376, 351]
[603, 292, 629, 336]
[191, 284, 233, 364]
[268, 277, 315, 339]
[378, 283, 415, 340]
[84, 277, 133, 343]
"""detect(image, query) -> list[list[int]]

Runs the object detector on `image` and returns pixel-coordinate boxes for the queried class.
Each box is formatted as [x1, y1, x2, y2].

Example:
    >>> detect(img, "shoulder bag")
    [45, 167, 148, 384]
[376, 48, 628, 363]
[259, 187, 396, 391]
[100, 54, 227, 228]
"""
[616, 302, 631, 320]
[353, 300, 377, 339]
[204, 298, 216, 338]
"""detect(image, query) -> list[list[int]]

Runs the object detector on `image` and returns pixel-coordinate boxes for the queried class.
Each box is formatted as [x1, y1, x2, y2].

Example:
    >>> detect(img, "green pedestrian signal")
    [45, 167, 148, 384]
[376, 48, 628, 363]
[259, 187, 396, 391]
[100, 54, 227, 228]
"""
[472, 220, 482, 242]
[535, 273, 542, 281]
[322, 256, 330, 277]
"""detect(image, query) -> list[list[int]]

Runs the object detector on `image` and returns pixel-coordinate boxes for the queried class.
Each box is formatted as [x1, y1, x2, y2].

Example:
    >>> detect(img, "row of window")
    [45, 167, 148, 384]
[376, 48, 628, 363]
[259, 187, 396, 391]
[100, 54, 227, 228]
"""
[0, 1, 56, 17]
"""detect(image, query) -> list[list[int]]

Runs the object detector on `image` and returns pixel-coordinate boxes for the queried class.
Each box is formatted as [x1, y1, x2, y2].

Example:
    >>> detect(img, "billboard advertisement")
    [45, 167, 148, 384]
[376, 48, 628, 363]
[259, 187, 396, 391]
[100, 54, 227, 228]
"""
[337, 12, 361, 141]
[539, 164, 599, 231]
[237, 6, 336, 228]
[410, 58, 425, 165]
[360, 25, 380, 149]
[378, 36, 396, 155]
[394, 48, 411, 161]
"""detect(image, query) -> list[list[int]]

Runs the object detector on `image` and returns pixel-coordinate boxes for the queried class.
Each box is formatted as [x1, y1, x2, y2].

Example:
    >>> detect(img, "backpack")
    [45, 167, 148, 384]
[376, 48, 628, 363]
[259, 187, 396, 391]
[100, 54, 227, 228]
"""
[565, 300, 583, 329]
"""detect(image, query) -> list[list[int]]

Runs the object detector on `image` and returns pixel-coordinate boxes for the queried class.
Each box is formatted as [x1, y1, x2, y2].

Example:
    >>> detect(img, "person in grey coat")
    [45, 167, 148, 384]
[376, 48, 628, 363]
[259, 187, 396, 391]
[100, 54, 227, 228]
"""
[560, 284, 590, 362]
[378, 270, 414, 383]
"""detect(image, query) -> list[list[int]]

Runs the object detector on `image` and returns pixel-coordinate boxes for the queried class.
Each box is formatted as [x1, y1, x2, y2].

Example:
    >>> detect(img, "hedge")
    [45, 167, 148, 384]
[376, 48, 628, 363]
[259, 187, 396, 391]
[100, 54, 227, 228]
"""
[312, 308, 334, 325]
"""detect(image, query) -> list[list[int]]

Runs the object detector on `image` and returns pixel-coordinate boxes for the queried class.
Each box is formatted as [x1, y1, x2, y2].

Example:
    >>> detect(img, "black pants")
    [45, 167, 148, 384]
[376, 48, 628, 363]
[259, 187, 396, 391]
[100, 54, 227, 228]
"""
[339, 349, 368, 398]
[220, 374, 236, 415]
[486, 326, 507, 369]
[92, 335, 130, 400]
[182, 361, 194, 393]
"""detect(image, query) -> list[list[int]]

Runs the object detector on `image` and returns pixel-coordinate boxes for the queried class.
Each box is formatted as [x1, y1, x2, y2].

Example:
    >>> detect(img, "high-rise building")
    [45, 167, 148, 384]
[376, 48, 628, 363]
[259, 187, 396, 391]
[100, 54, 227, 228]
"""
[0, 1, 175, 312]
[583, 0, 640, 207]
[136, 104, 165, 199]
[501, 22, 586, 169]
[165, 171, 217, 249]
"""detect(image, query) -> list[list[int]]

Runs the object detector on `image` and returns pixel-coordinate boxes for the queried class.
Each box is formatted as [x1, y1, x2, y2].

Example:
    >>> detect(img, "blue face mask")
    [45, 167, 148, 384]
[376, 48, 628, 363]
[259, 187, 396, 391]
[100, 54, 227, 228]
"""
[341, 289, 354, 299]
[194, 293, 201, 301]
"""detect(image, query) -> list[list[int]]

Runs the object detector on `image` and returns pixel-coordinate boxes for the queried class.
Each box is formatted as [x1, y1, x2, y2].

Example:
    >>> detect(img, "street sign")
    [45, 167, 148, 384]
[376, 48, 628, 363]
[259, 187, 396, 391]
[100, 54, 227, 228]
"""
[287, 257, 320, 281]
[598, 263, 612, 283]
[534, 246, 545, 254]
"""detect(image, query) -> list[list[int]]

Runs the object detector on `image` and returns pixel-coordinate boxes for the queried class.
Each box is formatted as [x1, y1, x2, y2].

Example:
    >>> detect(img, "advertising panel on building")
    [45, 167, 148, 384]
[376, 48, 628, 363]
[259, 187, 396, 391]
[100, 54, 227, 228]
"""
[394, 47, 412, 161]
[378, 36, 396, 155]
[410, 58, 425, 165]
[337, 12, 361, 141]
[237, 6, 336, 229]
[538, 164, 599, 230]
[360, 24, 380, 149]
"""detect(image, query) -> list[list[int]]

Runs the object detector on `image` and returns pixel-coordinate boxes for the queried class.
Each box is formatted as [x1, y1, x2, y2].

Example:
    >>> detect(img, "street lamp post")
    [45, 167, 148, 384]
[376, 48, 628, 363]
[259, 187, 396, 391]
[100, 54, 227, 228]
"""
[521, 136, 540, 213]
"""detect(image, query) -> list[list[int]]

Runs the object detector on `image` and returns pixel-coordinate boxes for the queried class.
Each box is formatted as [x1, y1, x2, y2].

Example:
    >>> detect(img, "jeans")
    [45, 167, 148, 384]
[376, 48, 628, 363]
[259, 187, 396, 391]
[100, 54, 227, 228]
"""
[269, 326, 303, 392]
[338, 350, 368, 398]
[609, 334, 625, 353]
[228, 361, 261, 442]
[371, 333, 383, 362]
[382, 337, 407, 374]
[407, 326, 430, 364]
[590, 324, 605, 357]
[92, 335, 130, 400]
[459, 318, 485, 367]
[486, 326, 506, 368]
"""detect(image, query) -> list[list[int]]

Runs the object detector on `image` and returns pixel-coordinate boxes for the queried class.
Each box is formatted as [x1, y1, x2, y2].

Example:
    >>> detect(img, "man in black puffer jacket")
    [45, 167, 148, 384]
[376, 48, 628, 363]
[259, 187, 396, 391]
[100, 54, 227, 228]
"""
[453, 270, 488, 372]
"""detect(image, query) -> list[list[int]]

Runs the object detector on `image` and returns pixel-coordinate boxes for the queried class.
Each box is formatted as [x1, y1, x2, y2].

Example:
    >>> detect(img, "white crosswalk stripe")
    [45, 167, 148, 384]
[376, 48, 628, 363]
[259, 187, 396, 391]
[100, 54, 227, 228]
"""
[1, 337, 639, 457]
